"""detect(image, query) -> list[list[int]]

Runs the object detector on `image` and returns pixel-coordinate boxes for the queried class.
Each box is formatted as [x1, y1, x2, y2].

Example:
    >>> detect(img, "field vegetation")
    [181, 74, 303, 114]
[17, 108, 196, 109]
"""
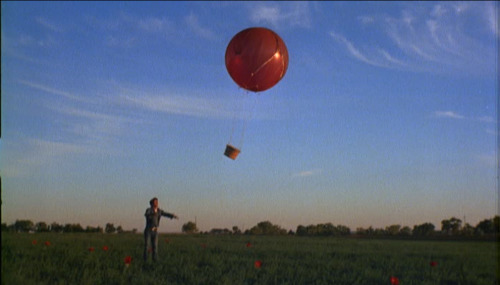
[2, 232, 498, 284]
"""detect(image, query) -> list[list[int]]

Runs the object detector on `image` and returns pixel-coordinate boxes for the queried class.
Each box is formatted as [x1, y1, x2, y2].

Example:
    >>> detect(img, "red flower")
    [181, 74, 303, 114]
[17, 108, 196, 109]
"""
[430, 261, 438, 267]
[148, 247, 153, 253]
[32, 240, 38, 245]
[124, 256, 132, 266]
[88, 247, 95, 252]
[254, 260, 262, 269]
[102, 245, 109, 251]
[246, 242, 252, 248]
[201, 243, 207, 249]
[165, 238, 170, 243]
[44, 241, 51, 246]
[390, 276, 399, 285]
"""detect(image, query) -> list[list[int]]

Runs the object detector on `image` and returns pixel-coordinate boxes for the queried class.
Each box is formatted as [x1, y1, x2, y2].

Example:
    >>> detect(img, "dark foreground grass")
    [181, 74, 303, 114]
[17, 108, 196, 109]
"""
[2, 233, 498, 284]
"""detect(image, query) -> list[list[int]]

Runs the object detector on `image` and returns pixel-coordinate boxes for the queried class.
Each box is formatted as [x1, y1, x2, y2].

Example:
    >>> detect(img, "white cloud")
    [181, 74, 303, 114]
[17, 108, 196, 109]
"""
[0, 137, 92, 178]
[52, 105, 133, 140]
[434, 111, 465, 119]
[35, 17, 64, 33]
[251, 6, 281, 27]
[378, 49, 406, 66]
[122, 94, 234, 119]
[87, 13, 175, 47]
[329, 32, 380, 67]
[117, 84, 279, 121]
[476, 116, 496, 124]
[185, 13, 216, 40]
[293, 169, 322, 177]
[358, 16, 375, 25]
[431, 4, 447, 18]
[138, 17, 173, 33]
[452, 2, 470, 15]
[17, 138, 87, 166]
[18, 80, 88, 102]
[17, 81, 136, 150]
[485, 2, 499, 37]
[249, 2, 311, 28]
[333, 3, 496, 76]
[433, 112, 496, 127]
[388, 4, 495, 74]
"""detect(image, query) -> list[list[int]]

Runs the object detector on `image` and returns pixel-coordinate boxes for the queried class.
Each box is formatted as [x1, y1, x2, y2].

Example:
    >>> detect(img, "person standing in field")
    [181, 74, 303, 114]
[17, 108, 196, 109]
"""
[143, 197, 178, 262]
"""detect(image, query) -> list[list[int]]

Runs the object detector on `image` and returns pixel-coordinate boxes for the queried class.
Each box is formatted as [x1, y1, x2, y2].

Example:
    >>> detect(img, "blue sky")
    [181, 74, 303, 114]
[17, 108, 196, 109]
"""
[1, 2, 498, 233]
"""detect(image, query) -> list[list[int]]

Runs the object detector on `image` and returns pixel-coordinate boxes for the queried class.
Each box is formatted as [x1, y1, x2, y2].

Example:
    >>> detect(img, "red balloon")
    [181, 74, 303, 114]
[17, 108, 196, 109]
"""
[225, 27, 288, 92]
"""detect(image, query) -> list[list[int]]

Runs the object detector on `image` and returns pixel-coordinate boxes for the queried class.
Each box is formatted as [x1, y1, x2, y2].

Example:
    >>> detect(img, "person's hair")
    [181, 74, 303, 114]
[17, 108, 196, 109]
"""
[149, 197, 158, 206]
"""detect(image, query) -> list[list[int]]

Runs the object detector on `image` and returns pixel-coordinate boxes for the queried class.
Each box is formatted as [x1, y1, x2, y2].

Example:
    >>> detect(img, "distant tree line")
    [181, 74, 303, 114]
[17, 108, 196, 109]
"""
[3, 216, 498, 238]
[181, 216, 499, 238]
[1, 221, 137, 234]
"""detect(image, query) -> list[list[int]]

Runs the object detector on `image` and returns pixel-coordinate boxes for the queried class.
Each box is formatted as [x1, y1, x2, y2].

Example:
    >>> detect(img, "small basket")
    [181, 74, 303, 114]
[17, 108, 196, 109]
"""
[224, 144, 241, 160]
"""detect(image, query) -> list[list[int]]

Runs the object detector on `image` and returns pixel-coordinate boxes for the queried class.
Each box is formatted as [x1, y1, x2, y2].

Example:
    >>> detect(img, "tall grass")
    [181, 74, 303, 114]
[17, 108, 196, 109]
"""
[2, 233, 498, 284]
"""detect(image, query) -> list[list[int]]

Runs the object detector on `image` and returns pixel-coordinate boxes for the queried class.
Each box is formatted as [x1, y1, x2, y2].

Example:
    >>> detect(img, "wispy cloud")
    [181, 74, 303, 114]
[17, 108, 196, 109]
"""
[293, 169, 322, 178]
[485, 2, 499, 37]
[185, 13, 216, 40]
[378, 49, 406, 66]
[249, 2, 312, 28]
[1, 33, 47, 64]
[86, 13, 175, 48]
[1, 138, 87, 178]
[331, 3, 496, 76]
[117, 84, 280, 121]
[18, 80, 88, 102]
[35, 17, 64, 33]
[52, 105, 133, 140]
[477, 116, 496, 124]
[122, 94, 233, 119]
[251, 6, 280, 27]
[329, 31, 383, 67]
[20, 138, 87, 165]
[433, 111, 465, 119]
[138, 16, 173, 33]
[88, 11, 219, 48]
[433, 111, 497, 125]
[358, 16, 375, 25]
[0, 137, 90, 178]
[16, 81, 135, 153]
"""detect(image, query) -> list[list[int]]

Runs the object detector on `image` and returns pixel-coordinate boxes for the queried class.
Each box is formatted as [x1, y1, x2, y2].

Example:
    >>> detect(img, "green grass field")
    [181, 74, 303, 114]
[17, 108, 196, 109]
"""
[2, 233, 498, 284]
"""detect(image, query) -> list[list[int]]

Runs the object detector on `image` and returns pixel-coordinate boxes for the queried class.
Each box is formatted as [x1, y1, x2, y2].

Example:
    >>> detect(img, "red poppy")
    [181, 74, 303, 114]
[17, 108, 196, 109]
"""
[88, 247, 95, 252]
[165, 238, 170, 243]
[148, 247, 153, 253]
[124, 256, 132, 266]
[390, 276, 399, 285]
[430, 261, 437, 267]
[32, 240, 37, 245]
[44, 241, 51, 246]
[246, 242, 252, 248]
[102, 245, 109, 251]
[254, 260, 262, 269]
[201, 243, 207, 249]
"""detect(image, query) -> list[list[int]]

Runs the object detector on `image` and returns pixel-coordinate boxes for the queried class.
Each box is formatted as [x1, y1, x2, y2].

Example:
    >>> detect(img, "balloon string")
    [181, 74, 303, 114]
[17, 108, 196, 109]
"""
[228, 94, 239, 145]
[228, 106, 236, 145]
[228, 89, 247, 147]
[238, 92, 259, 148]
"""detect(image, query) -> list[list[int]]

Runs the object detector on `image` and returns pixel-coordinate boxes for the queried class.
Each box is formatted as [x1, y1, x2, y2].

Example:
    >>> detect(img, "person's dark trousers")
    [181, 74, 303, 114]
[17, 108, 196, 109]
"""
[143, 229, 159, 262]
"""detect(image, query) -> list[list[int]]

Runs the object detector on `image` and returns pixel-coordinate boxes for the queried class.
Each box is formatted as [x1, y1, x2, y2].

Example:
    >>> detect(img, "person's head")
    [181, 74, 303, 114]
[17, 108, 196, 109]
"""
[149, 197, 158, 208]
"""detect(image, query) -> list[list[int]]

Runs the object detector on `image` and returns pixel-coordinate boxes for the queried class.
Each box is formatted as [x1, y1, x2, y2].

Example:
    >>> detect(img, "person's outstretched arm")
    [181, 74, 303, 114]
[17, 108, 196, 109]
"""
[160, 210, 178, 219]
